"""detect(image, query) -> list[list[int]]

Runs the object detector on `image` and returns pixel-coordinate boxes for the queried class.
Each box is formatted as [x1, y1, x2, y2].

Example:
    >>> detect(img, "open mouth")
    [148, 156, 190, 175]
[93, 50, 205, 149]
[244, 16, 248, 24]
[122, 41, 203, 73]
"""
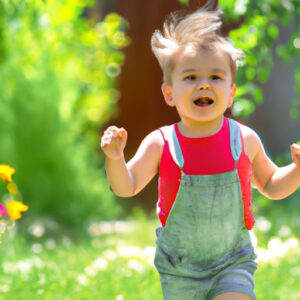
[193, 97, 214, 107]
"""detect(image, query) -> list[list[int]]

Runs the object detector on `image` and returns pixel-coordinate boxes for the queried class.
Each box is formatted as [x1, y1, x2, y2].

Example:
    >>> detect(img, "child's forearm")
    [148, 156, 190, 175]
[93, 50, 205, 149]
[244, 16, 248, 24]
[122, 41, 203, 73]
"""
[105, 156, 135, 197]
[263, 163, 300, 200]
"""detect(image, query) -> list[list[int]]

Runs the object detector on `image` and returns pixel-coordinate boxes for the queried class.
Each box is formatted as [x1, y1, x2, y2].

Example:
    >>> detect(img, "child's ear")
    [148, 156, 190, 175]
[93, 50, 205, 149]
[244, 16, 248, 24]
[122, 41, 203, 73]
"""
[161, 83, 175, 107]
[228, 83, 237, 107]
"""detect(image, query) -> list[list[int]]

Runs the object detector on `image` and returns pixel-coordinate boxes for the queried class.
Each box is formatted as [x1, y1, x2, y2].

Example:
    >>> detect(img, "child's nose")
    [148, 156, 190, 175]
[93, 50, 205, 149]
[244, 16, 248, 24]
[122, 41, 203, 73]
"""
[197, 79, 210, 90]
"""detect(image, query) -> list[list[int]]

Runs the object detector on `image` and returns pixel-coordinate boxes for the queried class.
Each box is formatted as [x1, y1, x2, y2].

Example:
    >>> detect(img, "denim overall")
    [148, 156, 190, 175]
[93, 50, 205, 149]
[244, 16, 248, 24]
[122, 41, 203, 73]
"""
[155, 119, 257, 300]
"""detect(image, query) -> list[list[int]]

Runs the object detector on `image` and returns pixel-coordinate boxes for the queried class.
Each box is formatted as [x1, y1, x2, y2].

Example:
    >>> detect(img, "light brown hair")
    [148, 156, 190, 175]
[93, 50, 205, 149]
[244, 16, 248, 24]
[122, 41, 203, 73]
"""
[151, 6, 244, 85]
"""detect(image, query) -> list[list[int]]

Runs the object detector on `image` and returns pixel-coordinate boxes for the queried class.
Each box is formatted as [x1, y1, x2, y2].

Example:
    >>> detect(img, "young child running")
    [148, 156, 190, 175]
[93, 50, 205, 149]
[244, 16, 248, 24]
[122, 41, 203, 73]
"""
[101, 5, 300, 300]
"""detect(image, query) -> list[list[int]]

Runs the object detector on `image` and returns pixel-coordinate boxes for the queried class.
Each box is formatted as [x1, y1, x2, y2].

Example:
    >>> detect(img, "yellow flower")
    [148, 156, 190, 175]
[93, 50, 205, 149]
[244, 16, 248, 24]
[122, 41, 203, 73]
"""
[7, 200, 29, 221]
[6, 182, 19, 196]
[0, 164, 15, 183]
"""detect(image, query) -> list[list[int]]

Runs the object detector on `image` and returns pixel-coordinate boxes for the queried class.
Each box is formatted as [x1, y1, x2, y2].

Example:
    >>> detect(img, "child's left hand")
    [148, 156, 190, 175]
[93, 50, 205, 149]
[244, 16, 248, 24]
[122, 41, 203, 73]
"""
[290, 143, 300, 168]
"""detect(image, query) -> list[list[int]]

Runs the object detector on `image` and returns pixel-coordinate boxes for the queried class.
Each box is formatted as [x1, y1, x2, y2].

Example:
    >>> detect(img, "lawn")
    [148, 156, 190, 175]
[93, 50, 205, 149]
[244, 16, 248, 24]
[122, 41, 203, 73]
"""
[1, 208, 300, 300]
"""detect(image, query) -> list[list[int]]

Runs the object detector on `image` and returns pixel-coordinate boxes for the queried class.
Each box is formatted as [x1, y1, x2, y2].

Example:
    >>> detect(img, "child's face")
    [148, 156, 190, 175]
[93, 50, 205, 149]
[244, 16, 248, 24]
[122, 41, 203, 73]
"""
[162, 47, 236, 126]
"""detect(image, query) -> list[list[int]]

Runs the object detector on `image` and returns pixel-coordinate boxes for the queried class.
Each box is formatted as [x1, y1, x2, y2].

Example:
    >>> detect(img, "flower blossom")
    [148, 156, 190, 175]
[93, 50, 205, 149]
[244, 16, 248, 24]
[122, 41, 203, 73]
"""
[0, 203, 7, 217]
[7, 182, 19, 195]
[0, 164, 15, 182]
[7, 200, 29, 221]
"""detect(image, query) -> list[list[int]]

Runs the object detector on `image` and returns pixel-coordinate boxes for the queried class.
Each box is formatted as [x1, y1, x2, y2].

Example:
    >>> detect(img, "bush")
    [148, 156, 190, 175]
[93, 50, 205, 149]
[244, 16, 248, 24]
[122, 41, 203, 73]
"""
[219, 1, 300, 119]
[0, 1, 129, 226]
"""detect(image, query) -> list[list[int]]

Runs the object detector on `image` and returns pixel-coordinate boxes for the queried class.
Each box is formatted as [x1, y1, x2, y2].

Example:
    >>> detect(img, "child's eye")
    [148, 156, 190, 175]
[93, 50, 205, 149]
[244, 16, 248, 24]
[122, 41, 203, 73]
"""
[184, 75, 196, 81]
[211, 75, 222, 81]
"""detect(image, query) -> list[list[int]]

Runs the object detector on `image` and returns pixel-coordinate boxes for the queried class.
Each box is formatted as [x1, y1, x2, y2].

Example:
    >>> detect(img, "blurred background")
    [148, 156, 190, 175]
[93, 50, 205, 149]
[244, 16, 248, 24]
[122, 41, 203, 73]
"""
[1, 0, 300, 299]
[0, 0, 300, 226]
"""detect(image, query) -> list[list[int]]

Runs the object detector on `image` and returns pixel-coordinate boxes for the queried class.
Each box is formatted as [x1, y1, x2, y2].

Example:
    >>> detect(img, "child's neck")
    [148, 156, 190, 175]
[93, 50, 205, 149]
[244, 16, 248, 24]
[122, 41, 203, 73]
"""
[178, 117, 225, 138]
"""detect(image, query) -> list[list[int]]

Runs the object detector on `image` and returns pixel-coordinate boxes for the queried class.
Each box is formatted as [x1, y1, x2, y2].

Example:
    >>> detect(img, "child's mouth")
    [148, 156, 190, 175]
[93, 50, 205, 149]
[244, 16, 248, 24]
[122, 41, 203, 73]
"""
[193, 97, 214, 107]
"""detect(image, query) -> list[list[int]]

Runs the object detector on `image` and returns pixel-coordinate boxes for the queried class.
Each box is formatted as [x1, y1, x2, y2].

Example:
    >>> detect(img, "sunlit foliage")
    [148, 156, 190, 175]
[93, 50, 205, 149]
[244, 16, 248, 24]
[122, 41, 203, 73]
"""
[219, 0, 300, 118]
[0, 0, 129, 225]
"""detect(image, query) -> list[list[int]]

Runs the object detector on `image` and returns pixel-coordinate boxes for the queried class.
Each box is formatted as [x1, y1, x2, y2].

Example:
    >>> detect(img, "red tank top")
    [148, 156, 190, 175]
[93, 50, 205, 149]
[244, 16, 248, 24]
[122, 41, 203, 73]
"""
[157, 118, 255, 230]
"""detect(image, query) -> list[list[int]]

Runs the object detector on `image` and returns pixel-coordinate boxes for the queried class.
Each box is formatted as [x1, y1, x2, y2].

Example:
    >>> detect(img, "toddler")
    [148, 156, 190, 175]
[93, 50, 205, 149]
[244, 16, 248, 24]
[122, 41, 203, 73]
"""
[101, 5, 300, 300]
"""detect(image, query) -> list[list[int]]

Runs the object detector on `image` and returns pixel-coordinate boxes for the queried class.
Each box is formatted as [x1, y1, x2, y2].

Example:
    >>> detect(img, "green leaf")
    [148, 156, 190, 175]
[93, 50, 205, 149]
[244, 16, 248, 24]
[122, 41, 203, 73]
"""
[290, 107, 299, 120]
[257, 68, 270, 83]
[245, 67, 255, 80]
[252, 87, 264, 104]
[232, 98, 255, 117]
[295, 69, 300, 83]
[178, 0, 189, 5]
[235, 84, 250, 97]
[276, 45, 292, 63]
[267, 24, 279, 39]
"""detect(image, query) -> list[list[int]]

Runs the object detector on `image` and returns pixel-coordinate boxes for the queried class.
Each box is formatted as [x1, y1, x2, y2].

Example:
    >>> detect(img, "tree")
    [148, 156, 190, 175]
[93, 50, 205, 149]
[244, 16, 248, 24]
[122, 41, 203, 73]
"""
[0, 0, 129, 225]
[182, 0, 300, 118]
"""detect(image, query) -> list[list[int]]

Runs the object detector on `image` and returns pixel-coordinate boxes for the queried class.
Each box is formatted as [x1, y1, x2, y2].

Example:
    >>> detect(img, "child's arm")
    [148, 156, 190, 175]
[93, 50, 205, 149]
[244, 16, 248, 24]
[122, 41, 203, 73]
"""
[242, 125, 300, 200]
[101, 126, 163, 197]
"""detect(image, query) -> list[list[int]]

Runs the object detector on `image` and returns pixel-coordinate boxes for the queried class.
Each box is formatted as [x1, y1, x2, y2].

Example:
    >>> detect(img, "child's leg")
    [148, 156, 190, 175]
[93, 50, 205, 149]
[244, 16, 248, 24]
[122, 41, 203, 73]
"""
[209, 260, 257, 300]
[159, 273, 255, 300]
[213, 292, 254, 300]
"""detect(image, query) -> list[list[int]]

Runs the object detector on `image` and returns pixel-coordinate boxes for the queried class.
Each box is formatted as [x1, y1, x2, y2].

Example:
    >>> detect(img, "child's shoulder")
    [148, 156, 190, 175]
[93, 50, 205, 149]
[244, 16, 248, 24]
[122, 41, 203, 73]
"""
[236, 121, 263, 161]
[157, 124, 174, 139]
[142, 123, 178, 154]
[237, 122, 260, 141]
[140, 126, 171, 152]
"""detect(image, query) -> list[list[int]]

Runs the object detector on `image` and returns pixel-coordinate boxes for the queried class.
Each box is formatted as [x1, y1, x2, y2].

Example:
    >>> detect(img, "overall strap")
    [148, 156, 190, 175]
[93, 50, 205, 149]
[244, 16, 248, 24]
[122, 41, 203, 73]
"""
[172, 128, 184, 170]
[159, 125, 184, 171]
[228, 119, 242, 164]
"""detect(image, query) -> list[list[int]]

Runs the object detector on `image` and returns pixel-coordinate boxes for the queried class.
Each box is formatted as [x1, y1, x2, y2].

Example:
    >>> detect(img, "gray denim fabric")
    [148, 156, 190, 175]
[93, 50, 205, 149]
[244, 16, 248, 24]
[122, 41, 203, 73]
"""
[154, 119, 257, 300]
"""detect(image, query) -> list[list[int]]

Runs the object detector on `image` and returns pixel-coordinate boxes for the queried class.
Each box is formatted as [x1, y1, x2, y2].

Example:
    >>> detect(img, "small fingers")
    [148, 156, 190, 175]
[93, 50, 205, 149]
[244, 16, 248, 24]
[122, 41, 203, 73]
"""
[103, 126, 126, 138]
[290, 144, 300, 168]
[100, 135, 111, 148]
[100, 126, 127, 149]
[118, 128, 127, 139]
[104, 126, 119, 138]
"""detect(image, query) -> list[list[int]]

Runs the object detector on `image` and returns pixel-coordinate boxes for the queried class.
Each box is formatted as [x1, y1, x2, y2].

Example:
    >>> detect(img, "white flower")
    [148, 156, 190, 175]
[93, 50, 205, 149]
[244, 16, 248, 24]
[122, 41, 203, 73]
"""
[28, 223, 45, 238]
[0, 285, 10, 293]
[256, 217, 272, 232]
[45, 239, 56, 250]
[128, 259, 144, 273]
[76, 274, 89, 286]
[32, 243, 43, 254]
[278, 225, 291, 237]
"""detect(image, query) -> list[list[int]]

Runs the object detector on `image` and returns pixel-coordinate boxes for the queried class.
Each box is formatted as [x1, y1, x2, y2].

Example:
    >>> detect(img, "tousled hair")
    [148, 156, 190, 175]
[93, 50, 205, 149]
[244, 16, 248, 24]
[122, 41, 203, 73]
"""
[151, 5, 244, 84]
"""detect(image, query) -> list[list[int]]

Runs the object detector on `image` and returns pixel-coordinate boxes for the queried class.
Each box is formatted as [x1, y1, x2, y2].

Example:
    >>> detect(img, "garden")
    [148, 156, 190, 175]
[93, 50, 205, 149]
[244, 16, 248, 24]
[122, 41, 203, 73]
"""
[1, 0, 300, 299]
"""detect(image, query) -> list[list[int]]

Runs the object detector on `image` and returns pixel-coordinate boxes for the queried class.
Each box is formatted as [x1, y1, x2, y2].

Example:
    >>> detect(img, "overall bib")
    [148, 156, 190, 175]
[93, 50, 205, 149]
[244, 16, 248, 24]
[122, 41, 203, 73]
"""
[155, 120, 257, 300]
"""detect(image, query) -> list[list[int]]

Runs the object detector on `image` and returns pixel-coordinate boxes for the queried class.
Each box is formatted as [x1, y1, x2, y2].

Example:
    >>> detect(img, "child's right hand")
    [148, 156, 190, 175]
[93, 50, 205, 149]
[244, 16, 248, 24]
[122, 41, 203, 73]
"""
[100, 126, 128, 160]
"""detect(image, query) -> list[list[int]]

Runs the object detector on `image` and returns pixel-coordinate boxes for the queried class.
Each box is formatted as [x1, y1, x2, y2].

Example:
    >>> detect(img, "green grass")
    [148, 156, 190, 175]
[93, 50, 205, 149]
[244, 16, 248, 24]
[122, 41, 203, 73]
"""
[1, 207, 300, 300]
[255, 251, 300, 300]
[0, 219, 162, 300]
